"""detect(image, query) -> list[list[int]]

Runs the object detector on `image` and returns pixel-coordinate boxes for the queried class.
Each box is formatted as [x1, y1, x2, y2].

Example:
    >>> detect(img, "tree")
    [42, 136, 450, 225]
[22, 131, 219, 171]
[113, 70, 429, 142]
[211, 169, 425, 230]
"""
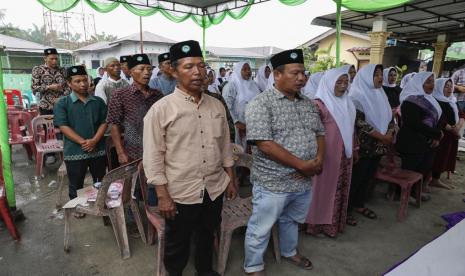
[309, 43, 337, 73]
[89, 32, 118, 43]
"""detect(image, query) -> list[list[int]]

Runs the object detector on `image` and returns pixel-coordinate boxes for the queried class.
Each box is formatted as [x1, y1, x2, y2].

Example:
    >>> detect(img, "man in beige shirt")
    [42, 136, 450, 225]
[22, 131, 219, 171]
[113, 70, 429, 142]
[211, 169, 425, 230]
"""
[143, 40, 237, 276]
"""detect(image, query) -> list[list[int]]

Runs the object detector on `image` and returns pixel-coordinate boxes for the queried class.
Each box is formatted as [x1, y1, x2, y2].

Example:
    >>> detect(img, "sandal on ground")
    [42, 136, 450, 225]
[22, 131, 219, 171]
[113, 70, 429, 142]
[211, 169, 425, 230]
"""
[355, 208, 377, 219]
[346, 215, 357, 226]
[73, 212, 86, 219]
[282, 254, 313, 270]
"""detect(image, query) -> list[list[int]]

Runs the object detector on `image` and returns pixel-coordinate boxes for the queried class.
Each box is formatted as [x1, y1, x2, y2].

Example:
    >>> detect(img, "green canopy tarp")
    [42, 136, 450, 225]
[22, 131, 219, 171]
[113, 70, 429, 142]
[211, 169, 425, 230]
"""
[0, 0, 412, 208]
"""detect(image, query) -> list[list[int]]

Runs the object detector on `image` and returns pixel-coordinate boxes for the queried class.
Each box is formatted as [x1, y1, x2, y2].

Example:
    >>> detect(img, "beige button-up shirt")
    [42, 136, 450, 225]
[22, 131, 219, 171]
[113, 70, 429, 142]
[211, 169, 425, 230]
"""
[143, 87, 234, 204]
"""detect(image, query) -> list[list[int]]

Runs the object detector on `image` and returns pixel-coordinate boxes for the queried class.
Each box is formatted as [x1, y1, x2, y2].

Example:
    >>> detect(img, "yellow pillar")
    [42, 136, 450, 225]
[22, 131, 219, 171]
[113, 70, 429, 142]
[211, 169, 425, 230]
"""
[432, 38, 449, 77]
[368, 31, 391, 64]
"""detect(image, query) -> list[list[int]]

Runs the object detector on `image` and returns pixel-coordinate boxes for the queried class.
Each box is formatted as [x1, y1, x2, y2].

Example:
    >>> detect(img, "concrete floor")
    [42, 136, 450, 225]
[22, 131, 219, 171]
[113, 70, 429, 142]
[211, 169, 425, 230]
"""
[1, 146, 465, 276]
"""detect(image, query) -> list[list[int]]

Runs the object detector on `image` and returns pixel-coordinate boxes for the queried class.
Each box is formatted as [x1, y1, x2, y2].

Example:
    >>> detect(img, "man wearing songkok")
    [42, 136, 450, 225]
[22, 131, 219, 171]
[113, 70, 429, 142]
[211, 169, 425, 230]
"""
[107, 54, 163, 165]
[143, 40, 237, 276]
[119, 55, 132, 83]
[149, 52, 177, 95]
[54, 66, 107, 218]
[32, 48, 70, 115]
[243, 49, 325, 275]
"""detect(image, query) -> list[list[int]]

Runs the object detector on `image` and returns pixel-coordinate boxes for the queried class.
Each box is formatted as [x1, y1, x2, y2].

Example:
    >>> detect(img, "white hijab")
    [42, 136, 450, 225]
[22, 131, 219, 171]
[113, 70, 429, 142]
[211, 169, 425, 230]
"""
[255, 64, 270, 92]
[400, 72, 416, 89]
[383, 67, 397, 87]
[350, 64, 392, 134]
[302, 72, 325, 99]
[399, 71, 442, 119]
[432, 78, 458, 123]
[206, 69, 219, 94]
[231, 61, 261, 104]
[340, 64, 356, 83]
[315, 67, 356, 158]
[266, 72, 275, 90]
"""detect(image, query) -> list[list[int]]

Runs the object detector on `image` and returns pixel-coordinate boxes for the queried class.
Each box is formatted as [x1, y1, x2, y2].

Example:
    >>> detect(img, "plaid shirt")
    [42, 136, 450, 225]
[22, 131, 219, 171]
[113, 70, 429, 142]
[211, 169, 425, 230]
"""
[31, 64, 70, 111]
[452, 69, 465, 101]
[106, 84, 163, 160]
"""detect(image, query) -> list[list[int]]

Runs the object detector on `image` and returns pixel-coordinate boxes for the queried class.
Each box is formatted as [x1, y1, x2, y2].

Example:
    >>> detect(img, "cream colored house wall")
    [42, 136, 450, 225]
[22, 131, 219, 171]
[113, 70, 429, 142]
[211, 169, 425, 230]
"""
[314, 33, 370, 69]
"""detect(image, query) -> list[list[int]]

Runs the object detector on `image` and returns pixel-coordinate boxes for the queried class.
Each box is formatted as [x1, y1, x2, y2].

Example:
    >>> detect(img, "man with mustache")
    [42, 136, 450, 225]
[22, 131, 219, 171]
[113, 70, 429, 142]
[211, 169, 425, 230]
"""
[106, 54, 163, 165]
[243, 49, 325, 275]
[143, 40, 237, 276]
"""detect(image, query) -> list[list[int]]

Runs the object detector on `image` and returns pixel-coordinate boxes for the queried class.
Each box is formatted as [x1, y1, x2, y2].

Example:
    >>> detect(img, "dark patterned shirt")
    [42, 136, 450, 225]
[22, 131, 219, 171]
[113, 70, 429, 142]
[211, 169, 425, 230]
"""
[106, 84, 163, 160]
[355, 110, 394, 158]
[31, 64, 70, 111]
[246, 88, 325, 193]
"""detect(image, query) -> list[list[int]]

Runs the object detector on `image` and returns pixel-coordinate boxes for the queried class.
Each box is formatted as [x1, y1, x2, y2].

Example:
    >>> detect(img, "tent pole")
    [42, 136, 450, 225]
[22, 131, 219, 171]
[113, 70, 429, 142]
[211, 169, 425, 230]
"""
[202, 11, 207, 60]
[335, 0, 341, 67]
[0, 48, 16, 208]
[139, 16, 144, 53]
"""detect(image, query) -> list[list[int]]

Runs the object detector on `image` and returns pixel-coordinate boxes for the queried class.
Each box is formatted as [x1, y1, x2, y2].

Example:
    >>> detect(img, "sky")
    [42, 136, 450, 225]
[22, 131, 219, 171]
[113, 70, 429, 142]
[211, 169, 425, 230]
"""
[0, 0, 335, 49]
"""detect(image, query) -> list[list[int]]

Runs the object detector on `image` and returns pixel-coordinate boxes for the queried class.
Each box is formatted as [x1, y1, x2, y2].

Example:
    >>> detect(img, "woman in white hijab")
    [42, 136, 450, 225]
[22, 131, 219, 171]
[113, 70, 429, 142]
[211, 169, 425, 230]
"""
[396, 72, 442, 198]
[348, 64, 394, 220]
[305, 67, 357, 236]
[382, 67, 403, 108]
[302, 72, 324, 99]
[222, 61, 261, 149]
[400, 72, 416, 89]
[341, 64, 357, 84]
[255, 64, 271, 92]
[430, 78, 464, 189]
[206, 69, 220, 94]
[266, 72, 275, 90]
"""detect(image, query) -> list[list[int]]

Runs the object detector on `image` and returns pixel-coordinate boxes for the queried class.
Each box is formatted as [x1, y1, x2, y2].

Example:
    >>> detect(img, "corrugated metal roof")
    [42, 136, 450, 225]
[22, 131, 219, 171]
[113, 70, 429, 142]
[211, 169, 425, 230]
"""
[311, 0, 465, 45]
[0, 34, 71, 54]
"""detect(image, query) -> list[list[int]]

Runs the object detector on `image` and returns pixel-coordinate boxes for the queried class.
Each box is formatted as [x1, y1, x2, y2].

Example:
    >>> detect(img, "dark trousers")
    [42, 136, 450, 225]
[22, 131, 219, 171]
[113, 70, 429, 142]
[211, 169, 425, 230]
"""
[164, 192, 223, 276]
[349, 156, 381, 209]
[64, 156, 106, 199]
[400, 150, 435, 176]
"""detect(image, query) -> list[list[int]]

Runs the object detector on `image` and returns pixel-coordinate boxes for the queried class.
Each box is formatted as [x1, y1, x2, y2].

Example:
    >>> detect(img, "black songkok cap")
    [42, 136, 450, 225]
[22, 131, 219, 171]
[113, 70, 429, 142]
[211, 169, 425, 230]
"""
[120, 55, 132, 63]
[44, 48, 58, 56]
[66, 65, 87, 78]
[169, 40, 203, 63]
[158, 52, 170, 63]
[128, 54, 151, 69]
[270, 49, 304, 69]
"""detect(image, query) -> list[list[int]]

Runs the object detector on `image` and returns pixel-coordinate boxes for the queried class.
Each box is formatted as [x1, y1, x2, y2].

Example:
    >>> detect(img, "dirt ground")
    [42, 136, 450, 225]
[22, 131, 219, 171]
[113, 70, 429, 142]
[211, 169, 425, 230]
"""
[1, 146, 465, 276]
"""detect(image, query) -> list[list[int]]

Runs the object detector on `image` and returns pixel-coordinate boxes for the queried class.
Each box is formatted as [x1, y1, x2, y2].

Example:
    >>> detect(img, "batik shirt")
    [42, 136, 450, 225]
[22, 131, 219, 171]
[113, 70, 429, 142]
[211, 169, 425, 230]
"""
[106, 84, 164, 160]
[31, 64, 70, 111]
[246, 88, 325, 193]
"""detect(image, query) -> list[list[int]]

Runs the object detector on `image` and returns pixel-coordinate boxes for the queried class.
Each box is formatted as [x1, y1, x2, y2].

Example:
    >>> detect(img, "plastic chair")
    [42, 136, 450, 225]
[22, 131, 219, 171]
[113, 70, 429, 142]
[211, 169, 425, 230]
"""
[0, 148, 21, 240]
[375, 151, 422, 222]
[31, 115, 64, 177]
[138, 165, 166, 276]
[4, 89, 23, 107]
[217, 143, 280, 276]
[63, 159, 146, 259]
[7, 110, 36, 160]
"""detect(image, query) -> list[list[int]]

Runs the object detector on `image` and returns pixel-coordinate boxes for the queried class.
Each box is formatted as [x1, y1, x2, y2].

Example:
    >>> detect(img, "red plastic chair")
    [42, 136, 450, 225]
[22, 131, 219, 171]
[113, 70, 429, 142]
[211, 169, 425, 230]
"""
[0, 148, 21, 240]
[4, 89, 23, 107]
[31, 115, 64, 177]
[138, 164, 166, 276]
[375, 150, 422, 222]
[7, 110, 36, 160]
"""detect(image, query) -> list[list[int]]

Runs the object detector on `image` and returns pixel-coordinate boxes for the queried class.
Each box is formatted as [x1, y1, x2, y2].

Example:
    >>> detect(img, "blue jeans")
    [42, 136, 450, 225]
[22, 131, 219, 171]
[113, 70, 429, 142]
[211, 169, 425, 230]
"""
[244, 184, 312, 273]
